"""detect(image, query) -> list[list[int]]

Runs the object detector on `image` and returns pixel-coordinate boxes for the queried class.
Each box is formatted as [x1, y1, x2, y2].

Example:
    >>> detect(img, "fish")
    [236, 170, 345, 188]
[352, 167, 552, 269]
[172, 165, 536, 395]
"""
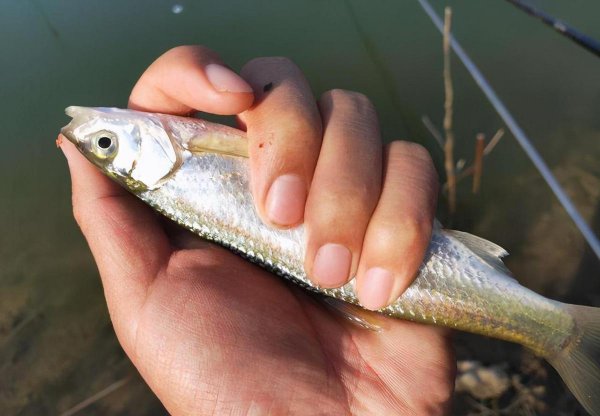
[61, 106, 600, 415]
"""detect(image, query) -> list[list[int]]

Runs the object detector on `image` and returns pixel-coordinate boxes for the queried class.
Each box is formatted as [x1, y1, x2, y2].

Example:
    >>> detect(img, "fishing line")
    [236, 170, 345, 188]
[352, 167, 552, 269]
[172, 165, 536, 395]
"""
[417, 0, 600, 260]
[505, 0, 600, 58]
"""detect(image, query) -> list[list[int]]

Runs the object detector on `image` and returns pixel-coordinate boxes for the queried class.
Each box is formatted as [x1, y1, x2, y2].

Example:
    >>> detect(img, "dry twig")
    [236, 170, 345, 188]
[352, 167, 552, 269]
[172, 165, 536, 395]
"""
[442, 127, 505, 191]
[421, 115, 445, 148]
[484, 128, 505, 155]
[59, 376, 131, 416]
[443, 7, 457, 214]
[473, 133, 485, 193]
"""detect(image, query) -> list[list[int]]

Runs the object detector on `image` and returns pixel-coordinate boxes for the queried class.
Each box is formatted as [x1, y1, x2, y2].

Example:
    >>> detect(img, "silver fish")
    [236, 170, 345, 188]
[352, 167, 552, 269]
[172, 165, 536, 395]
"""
[61, 106, 600, 415]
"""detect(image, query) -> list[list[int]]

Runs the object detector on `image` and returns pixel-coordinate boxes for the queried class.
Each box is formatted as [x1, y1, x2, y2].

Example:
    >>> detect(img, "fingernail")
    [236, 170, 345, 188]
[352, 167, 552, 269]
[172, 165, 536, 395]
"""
[205, 63, 253, 93]
[359, 267, 395, 310]
[266, 174, 306, 226]
[312, 244, 352, 288]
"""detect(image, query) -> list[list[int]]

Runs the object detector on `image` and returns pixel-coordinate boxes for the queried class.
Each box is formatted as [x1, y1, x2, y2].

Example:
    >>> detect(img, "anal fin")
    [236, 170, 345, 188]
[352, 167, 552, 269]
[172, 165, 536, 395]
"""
[320, 296, 386, 332]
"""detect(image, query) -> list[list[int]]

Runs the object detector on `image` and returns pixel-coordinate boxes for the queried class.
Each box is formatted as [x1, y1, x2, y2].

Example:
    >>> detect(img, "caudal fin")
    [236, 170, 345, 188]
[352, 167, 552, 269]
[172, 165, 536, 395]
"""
[547, 304, 600, 416]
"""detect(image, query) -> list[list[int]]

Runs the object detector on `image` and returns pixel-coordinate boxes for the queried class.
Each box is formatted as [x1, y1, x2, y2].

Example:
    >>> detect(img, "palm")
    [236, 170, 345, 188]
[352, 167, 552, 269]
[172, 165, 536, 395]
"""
[64, 134, 454, 415]
[62, 43, 454, 414]
[123, 220, 455, 415]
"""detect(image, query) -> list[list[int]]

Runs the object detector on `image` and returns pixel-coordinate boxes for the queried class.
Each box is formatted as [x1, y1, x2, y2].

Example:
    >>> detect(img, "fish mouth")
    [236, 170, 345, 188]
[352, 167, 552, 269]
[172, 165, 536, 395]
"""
[60, 124, 77, 145]
[60, 106, 89, 145]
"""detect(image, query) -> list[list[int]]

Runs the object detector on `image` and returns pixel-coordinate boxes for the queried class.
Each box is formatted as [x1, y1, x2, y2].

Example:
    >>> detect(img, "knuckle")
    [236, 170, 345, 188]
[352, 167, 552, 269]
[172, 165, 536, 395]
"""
[401, 211, 433, 240]
[307, 194, 371, 239]
[266, 114, 321, 149]
[320, 90, 379, 140]
[386, 141, 431, 163]
[321, 89, 376, 116]
[385, 141, 438, 187]
[364, 226, 400, 259]
[368, 214, 431, 252]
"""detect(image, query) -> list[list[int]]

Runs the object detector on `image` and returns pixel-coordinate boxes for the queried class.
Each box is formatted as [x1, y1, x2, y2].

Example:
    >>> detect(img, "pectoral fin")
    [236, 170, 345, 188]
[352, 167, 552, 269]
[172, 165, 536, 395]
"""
[187, 132, 249, 158]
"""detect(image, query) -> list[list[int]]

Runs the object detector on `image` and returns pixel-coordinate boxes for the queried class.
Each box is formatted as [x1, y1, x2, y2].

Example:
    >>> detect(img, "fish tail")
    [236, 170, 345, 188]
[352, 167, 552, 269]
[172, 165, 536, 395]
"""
[547, 304, 600, 416]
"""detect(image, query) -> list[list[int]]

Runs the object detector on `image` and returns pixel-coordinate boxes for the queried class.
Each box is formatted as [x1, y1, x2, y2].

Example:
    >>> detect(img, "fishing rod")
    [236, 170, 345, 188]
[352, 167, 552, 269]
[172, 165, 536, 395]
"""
[417, 0, 600, 260]
[505, 0, 600, 59]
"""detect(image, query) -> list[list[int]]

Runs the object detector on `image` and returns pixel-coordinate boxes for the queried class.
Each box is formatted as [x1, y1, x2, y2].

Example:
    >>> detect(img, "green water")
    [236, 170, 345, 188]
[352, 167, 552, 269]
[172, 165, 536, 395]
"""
[1, 1, 599, 414]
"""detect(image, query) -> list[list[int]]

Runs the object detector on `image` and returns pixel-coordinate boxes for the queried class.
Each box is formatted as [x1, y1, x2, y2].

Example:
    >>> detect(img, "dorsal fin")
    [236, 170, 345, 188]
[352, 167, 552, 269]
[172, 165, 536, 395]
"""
[445, 230, 513, 277]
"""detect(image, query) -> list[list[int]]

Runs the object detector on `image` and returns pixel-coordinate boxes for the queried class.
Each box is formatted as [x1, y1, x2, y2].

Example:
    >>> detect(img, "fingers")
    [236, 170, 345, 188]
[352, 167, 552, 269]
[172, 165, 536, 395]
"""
[304, 90, 382, 288]
[355, 142, 439, 310]
[238, 57, 322, 227]
[129, 45, 254, 115]
[72, 45, 438, 319]
[60, 138, 171, 344]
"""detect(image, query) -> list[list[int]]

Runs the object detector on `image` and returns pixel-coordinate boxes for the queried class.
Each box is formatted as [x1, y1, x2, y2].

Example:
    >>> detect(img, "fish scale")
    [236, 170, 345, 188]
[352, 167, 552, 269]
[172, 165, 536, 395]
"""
[138, 144, 573, 357]
[61, 106, 600, 415]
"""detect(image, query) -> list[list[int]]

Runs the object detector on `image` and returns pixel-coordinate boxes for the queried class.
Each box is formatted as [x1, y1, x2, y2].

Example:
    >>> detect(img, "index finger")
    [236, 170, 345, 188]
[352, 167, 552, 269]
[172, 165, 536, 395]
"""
[129, 45, 254, 115]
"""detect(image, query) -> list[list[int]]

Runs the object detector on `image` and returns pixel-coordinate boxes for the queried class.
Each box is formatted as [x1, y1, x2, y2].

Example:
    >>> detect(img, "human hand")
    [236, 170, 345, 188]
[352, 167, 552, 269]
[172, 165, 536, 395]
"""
[61, 46, 454, 415]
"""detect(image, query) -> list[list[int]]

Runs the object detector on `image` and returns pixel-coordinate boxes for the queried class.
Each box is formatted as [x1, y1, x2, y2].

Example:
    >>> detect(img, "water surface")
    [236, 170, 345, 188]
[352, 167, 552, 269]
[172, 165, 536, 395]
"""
[1, 1, 599, 414]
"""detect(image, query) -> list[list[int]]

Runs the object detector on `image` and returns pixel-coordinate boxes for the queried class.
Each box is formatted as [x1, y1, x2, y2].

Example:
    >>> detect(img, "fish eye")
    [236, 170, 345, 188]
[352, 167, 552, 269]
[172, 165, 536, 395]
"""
[97, 136, 112, 149]
[91, 131, 118, 159]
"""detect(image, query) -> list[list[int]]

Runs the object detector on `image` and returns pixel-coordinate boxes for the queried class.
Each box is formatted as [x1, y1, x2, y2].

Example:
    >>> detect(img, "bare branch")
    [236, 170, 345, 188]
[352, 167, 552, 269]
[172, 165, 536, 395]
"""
[484, 128, 505, 155]
[472, 133, 485, 194]
[59, 376, 131, 416]
[421, 115, 445, 148]
[443, 7, 457, 214]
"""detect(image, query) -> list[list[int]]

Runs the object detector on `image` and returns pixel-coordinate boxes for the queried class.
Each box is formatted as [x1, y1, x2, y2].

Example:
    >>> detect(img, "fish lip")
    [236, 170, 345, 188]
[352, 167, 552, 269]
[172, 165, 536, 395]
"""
[60, 124, 77, 145]
[61, 106, 86, 145]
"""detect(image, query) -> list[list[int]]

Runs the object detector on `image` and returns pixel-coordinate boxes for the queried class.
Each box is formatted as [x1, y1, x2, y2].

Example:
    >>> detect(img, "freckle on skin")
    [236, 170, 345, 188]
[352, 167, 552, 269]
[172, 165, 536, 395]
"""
[259, 143, 264, 149]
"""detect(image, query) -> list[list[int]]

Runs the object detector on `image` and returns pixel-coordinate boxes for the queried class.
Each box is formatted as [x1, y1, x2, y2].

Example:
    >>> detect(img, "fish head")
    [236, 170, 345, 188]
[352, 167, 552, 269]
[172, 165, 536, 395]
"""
[61, 106, 179, 191]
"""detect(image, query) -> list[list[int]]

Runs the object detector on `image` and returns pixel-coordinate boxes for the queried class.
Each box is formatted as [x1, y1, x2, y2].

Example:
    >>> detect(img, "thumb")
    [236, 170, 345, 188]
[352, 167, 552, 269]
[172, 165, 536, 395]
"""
[129, 45, 254, 115]
[60, 137, 171, 348]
